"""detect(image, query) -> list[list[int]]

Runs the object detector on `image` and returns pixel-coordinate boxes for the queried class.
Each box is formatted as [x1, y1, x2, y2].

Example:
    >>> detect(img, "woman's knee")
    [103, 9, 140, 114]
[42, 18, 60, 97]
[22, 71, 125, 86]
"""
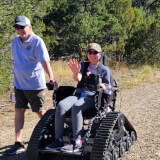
[56, 102, 65, 112]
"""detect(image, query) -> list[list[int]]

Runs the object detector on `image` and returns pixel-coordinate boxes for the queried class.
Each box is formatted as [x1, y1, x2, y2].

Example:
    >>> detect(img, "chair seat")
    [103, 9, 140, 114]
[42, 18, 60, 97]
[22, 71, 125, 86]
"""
[65, 107, 97, 120]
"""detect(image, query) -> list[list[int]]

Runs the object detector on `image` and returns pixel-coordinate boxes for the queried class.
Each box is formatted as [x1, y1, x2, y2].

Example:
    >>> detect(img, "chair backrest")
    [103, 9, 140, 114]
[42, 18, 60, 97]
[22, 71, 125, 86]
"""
[100, 53, 107, 66]
[53, 86, 75, 106]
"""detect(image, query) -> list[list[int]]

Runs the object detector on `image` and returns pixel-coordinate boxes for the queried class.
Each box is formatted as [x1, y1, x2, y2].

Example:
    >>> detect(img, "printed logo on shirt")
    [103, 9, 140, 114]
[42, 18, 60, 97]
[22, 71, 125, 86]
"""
[27, 45, 31, 50]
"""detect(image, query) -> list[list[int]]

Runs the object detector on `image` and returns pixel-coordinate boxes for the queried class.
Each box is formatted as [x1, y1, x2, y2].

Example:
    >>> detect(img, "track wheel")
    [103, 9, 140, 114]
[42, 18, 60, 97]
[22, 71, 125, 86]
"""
[118, 114, 125, 127]
[131, 131, 136, 145]
[119, 141, 126, 157]
[112, 147, 119, 160]
[104, 151, 112, 160]
[126, 137, 132, 151]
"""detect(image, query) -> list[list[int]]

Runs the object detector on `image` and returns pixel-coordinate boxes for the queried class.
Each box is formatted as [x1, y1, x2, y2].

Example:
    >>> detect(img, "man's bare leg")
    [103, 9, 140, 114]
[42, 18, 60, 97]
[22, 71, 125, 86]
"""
[15, 108, 26, 142]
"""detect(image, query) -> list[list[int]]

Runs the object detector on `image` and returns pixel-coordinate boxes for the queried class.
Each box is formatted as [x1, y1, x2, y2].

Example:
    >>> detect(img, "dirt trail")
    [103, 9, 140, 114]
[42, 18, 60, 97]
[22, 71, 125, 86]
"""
[0, 82, 160, 160]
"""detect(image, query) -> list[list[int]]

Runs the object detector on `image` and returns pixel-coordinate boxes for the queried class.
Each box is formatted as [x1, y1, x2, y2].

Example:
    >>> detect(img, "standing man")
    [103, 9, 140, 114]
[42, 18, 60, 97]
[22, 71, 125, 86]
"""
[5, 16, 58, 155]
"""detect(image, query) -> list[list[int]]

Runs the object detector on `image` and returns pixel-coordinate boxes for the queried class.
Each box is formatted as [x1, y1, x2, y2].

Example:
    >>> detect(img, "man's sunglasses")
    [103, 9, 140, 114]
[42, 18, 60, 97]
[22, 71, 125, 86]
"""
[87, 50, 99, 55]
[15, 26, 25, 30]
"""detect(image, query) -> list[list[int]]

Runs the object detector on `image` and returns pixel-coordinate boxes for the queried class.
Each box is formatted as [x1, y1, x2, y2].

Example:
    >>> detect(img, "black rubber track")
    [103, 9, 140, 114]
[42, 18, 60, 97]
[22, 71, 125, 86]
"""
[90, 112, 120, 160]
[27, 109, 55, 160]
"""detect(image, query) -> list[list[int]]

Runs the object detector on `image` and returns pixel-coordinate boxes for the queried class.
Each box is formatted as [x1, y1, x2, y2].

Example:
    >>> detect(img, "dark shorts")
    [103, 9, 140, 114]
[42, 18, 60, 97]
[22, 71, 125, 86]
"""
[14, 88, 46, 112]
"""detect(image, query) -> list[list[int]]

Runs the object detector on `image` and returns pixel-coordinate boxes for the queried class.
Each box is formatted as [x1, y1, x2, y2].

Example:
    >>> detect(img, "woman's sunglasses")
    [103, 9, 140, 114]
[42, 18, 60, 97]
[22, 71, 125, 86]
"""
[87, 50, 99, 55]
[15, 26, 25, 30]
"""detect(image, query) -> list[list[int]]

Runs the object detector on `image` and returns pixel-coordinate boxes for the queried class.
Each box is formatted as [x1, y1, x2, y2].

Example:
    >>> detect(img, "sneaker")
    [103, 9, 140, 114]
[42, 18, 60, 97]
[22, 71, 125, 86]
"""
[4, 142, 26, 155]
[61, 139, 82, 153]
[45, 139, 64, 150]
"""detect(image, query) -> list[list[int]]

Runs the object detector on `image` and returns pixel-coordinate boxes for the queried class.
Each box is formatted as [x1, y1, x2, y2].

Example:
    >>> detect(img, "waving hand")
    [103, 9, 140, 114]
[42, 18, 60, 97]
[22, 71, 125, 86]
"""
[68, 59, 81, 75]
[68, 59, 82, 82]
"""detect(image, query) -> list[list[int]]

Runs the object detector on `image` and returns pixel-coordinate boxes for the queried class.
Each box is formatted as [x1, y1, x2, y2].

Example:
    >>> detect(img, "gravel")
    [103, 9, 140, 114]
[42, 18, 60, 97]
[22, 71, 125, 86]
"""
[0, 82, 160, 160]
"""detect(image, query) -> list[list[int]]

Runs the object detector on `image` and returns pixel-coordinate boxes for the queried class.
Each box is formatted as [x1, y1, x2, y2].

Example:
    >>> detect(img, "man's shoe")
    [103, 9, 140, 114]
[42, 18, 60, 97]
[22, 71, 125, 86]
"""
[4, 142, 26, 155]
[60, 139, 82, 153]
[45, 139, 64, 150]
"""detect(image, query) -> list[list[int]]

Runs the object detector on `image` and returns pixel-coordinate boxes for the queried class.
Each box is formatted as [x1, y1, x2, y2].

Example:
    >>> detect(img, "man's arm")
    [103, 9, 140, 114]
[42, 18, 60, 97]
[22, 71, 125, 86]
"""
[41, 60, 55, 81]
[41, 60, 58, 89]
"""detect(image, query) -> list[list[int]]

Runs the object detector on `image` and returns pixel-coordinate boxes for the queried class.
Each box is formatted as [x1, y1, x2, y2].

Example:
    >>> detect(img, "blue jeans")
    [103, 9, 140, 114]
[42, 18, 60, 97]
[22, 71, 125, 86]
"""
[55, 95, 95, 140]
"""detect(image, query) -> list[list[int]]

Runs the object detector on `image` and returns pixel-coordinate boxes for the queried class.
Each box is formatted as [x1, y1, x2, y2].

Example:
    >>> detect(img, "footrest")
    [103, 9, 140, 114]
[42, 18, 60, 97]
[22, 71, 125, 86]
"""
[39, 149, 82, 156]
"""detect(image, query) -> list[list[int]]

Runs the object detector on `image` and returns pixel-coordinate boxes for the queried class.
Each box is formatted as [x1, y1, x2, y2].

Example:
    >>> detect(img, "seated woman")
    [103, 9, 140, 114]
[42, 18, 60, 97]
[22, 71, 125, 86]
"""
[45, 43, 112, 152]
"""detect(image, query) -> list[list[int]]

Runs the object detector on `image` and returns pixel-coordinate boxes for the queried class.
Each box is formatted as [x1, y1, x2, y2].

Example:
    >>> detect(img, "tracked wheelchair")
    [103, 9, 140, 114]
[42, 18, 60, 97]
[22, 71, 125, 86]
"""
[27, 75, 137, 160]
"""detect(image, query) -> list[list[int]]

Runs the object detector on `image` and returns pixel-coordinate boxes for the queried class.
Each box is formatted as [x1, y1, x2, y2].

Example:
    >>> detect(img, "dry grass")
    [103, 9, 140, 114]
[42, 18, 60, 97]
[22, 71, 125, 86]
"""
[113, 65, 160, 89]
[50, 60, 160, 90]
[49, 60, 77, 86]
